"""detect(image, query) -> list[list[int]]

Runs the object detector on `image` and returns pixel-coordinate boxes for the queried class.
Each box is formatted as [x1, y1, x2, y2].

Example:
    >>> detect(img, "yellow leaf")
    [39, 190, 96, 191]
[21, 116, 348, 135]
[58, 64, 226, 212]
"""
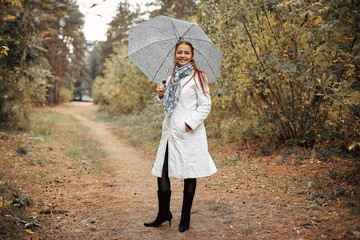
[4, 14, 17, 21]
[0, 199, 11, 208]
[312, 16, 323, 26]
[12, 0, 23, 8]
[25, 229, 34, 235]
[1, 46, 10, 56]
[348, 142, 360, 151]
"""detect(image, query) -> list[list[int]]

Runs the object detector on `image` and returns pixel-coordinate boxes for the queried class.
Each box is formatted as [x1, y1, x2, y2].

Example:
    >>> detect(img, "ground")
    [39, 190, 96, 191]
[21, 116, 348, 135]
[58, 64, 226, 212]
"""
[1, 102, 359, 240]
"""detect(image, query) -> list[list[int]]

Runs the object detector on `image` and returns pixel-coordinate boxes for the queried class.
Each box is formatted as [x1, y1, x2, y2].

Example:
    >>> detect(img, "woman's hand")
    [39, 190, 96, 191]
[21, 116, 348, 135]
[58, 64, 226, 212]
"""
[157, 83, 166, 97]
[185, 123, 192, 132]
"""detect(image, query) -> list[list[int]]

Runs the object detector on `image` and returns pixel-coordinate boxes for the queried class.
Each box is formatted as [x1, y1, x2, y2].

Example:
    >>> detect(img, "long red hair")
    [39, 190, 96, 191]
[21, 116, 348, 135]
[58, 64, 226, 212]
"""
[172, 41, 209, 96]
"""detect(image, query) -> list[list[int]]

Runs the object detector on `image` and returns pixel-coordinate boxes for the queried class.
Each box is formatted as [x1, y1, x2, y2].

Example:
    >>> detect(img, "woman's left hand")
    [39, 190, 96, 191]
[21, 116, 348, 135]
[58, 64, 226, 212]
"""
[157, 83, 165, 97]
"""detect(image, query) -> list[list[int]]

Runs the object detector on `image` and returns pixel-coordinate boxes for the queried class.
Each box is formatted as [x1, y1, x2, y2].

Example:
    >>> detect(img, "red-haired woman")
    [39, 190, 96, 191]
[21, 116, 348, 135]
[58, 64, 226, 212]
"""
[144, 41, 217, 232]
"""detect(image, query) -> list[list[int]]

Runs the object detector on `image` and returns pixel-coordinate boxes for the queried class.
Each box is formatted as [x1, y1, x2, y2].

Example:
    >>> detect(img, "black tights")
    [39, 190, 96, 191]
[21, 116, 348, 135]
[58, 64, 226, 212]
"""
[157, 170, 171, 192]
[157, 171, 196, 193]
[157, 143, 197, 193]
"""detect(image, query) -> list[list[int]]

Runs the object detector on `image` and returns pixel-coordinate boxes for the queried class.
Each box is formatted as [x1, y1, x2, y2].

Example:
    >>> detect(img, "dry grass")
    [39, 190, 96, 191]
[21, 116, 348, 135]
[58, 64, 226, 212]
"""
[1, 102, 359, 239]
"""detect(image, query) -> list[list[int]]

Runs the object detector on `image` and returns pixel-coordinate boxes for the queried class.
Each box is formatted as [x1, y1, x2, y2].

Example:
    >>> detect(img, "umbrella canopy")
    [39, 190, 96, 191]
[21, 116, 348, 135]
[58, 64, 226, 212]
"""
[127, 15, 223, 83]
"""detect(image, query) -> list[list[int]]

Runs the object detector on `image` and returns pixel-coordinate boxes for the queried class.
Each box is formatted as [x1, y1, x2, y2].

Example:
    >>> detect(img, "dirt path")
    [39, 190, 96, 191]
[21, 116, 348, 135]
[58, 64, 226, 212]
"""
[40, 102, 231, 240]
[32, 102, 358, 240]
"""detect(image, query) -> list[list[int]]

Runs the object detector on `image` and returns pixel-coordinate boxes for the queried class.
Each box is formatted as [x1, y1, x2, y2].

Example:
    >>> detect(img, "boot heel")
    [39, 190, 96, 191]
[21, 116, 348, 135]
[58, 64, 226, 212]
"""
[144, 190, 172, 228]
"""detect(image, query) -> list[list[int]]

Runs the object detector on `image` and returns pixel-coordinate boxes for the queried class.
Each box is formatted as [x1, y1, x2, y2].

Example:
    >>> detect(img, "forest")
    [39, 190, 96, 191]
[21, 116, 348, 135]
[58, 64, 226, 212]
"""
[1, 0, 359, 239]
[2, 0, 359, 149]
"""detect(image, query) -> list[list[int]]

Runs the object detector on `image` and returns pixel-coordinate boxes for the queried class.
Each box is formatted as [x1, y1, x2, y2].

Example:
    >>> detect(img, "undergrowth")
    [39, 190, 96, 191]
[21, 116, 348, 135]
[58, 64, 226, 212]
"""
[302, 145, 360, 216]
[0, 131, 41, 239]
[0, 180, 38, 239]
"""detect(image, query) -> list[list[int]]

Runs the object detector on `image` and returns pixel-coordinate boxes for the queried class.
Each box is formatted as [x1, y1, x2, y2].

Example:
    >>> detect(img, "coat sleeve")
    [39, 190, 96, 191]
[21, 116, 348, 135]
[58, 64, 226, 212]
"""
[185, 75, 211, 130]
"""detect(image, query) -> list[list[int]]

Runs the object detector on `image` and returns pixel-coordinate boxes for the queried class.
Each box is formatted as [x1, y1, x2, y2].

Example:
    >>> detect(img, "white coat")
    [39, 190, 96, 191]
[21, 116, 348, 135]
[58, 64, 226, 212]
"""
[151, 71, 217, 179]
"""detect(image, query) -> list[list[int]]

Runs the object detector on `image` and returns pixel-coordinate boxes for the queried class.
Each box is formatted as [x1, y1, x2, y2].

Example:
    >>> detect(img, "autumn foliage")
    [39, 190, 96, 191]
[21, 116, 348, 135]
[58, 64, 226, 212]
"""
[91, 0, 359, 150]
[92, 43, 154, 114]
[197, 0, 359, 149]
[0, 0, 87, 129]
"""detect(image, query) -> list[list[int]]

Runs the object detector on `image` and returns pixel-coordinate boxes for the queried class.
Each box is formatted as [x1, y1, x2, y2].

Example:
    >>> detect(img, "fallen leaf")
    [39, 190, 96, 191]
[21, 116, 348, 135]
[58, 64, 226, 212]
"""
[25, 229, 34, 235]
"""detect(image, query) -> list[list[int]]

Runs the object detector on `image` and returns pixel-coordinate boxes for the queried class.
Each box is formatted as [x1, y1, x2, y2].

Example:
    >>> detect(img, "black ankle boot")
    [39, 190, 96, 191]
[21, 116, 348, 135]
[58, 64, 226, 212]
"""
[144, 190, 172, 227]
[179, 191, 195, 232]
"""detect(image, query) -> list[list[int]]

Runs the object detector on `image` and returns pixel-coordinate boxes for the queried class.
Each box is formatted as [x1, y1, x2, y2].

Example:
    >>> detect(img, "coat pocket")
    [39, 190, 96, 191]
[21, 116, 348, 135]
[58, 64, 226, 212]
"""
[171, 117, 185, 134]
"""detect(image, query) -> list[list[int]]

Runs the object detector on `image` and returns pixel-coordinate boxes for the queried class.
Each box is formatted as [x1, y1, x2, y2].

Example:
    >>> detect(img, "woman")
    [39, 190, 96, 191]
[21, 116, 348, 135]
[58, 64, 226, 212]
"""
[144, 41, 217, 232]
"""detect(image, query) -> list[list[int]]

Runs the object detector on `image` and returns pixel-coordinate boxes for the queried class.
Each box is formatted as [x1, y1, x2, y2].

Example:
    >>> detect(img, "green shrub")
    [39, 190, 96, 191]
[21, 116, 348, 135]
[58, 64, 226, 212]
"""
[59, 86, 74, 103]
[198, 0, 360, 148]
[92, 42, 154, 114]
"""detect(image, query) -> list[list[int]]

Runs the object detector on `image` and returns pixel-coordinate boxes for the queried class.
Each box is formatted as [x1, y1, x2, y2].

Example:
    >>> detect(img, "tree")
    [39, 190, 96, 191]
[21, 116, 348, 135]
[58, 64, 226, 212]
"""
[0, 0, 87, 129]
[197, 0, 359, 148]
[92, 43, 153, 114]
[39, 0, 86, 104]
[102, 1, 143, 61]
[0, 0, 49, 129]
[148, 0, 196, 19]
[84, 41, 104, 97]
[88, 1, 144, 95]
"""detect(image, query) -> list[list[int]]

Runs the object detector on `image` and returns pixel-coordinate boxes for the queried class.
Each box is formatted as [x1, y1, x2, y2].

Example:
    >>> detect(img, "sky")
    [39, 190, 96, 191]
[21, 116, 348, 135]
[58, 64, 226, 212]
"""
[75, 0, 155, 41]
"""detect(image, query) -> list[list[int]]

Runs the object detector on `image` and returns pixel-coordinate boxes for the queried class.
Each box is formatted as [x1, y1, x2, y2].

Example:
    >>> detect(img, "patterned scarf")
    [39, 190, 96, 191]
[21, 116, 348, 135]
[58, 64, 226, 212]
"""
[163, 62, 193, 118]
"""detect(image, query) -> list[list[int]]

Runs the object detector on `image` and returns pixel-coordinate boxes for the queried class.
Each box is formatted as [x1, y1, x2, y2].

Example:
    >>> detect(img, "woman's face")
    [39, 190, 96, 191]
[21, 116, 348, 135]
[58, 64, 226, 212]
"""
[175, 44, 193, 67]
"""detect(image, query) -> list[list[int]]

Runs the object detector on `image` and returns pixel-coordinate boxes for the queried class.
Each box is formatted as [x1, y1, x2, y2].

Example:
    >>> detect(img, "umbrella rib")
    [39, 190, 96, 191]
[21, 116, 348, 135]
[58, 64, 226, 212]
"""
[153, 47, 175, 82]
[180, 24, 196, 39]
[169, 18, 180, 38]
[194, 48, 219, 82]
